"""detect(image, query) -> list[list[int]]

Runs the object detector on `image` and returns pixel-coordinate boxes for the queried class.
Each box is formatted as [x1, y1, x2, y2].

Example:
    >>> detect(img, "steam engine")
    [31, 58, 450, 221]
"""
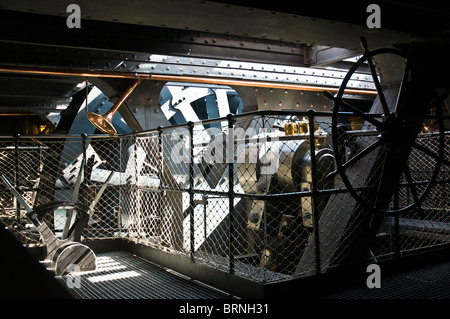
[236, 119, 335, 273]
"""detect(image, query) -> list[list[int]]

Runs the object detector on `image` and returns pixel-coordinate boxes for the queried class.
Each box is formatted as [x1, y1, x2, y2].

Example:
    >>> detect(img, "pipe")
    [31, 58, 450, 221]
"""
[87, 78, 143, 135]
[0, 64, 376, 95]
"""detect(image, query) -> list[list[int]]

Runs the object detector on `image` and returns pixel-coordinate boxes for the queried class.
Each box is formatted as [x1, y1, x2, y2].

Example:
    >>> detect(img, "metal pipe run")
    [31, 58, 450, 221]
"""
[0, 64, 377, 95]
[87, 78, 143, 135]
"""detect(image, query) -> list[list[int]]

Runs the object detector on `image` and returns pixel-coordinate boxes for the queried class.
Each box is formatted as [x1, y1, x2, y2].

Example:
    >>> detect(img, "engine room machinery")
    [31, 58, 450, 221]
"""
[1, 171, 112, 276]
[237, 117, 335, 273]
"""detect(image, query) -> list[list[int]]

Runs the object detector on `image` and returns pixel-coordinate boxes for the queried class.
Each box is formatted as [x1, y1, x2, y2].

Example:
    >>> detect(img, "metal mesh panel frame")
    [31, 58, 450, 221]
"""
[0, 110, 449, 284]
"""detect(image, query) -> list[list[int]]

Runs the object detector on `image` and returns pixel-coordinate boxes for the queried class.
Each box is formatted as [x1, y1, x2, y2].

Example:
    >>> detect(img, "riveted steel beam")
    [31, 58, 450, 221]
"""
[304, 45, 361, 67]
[0, 39, 376, 95]
[0, 9, 306, 67]
[0, 61, 376, 96]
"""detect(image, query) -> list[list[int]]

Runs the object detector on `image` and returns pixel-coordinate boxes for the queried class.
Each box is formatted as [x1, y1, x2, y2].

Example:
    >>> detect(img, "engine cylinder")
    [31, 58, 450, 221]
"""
[237, 138, 311, 194]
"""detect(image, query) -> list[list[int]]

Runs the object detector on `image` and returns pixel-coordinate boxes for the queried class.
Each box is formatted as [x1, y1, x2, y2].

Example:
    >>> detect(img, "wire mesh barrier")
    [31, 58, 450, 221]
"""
[0, 110, 449, 284]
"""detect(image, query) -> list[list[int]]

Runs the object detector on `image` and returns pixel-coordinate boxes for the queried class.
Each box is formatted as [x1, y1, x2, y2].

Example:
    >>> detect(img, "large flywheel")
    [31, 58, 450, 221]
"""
[325, 37, 446, 216]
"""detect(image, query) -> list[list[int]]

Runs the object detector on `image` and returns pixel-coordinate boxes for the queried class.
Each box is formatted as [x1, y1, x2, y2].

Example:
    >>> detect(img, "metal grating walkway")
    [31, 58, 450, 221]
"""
[56, 250, 450, 299]
[57, 251, 230, 299]
[322, 260, 450, 299]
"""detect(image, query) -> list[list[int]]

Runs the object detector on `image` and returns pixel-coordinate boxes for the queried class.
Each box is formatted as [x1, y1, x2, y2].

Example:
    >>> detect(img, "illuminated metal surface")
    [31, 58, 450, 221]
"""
[61, 251, 230, 299]
[0, 57, 376, 95]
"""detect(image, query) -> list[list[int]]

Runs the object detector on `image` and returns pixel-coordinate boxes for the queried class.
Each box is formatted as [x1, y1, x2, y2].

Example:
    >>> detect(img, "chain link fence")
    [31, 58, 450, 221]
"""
[1, 110, 449, 283]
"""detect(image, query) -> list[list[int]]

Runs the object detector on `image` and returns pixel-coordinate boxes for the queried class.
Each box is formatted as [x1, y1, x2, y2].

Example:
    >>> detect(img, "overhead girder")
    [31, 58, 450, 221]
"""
[0, 9, 307, 68]
[213, 1, 450, 38]
[0, 1, 448, 132]
[0, 35, 376, 133]
[0, 73, 80, 111]
[0, 1, 448, 70]
[0, 3, 438, 69]
[0, 1, 418, 52]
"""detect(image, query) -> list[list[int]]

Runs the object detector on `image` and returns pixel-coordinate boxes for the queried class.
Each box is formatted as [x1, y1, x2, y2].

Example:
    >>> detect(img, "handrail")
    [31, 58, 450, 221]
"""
[0, 109, 447, 139]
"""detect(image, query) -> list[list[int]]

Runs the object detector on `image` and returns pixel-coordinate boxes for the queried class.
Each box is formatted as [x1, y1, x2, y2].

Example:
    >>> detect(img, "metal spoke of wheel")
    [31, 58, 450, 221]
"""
[340, 99, 383, 129]
[367, 56, 391, 116]
[374, 150, 389, 210]
[331, 39, 444, 215]
[394, 59, 411, 113]
[327, 139, 382, 179]
[396, 150, 423, 216]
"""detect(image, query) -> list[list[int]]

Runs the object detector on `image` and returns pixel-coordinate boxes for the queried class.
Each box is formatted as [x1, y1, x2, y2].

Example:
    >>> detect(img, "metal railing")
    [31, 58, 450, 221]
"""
[0, 110, 449, 283]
